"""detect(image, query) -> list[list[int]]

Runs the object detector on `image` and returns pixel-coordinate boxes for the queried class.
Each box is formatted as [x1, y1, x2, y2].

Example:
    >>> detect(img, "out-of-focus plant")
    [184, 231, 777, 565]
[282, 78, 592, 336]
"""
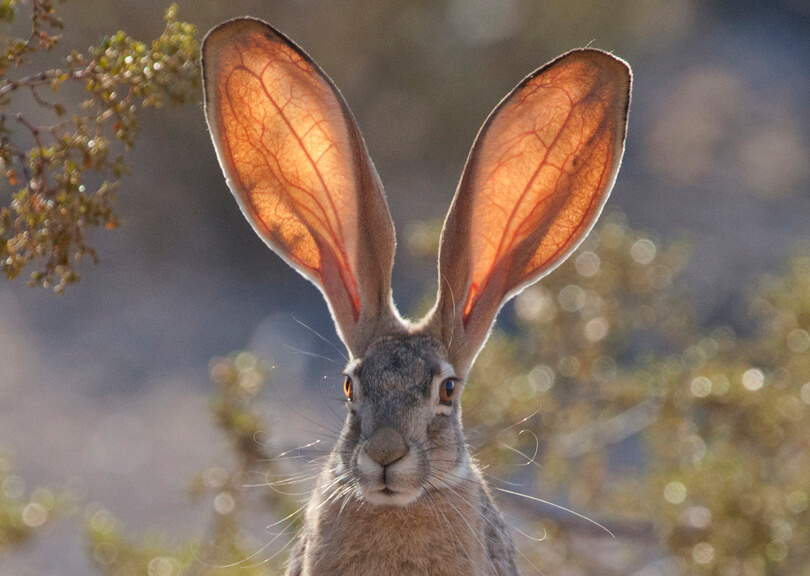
[86, 216, 810, 576]
[434, 213, 810, 576]
[88, 352, 297, 576]
[7, 212, 807, 576]
[0, 450, 76, 555]
[0, 0, 199, 292]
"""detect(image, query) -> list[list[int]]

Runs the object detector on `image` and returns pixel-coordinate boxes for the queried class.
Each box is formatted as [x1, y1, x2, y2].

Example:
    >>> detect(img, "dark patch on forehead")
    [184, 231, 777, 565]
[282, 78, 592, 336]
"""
[356, 334, 446, 398]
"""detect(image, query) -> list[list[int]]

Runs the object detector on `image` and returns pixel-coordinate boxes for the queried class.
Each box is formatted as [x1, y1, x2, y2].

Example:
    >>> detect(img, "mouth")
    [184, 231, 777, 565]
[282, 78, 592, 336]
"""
[354, 448, 423, 506]
[360, 484, 422, 507]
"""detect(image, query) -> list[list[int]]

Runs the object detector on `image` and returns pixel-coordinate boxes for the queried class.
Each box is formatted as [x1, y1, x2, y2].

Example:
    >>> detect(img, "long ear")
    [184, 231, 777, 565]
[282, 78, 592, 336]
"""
[428, 49, 631, 375]
[202, 18, 401, 357]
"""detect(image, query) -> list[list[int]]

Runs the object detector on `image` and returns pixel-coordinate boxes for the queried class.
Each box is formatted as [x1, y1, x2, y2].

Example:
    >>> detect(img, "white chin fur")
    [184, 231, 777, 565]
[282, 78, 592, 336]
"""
[360, 485, 423, 507]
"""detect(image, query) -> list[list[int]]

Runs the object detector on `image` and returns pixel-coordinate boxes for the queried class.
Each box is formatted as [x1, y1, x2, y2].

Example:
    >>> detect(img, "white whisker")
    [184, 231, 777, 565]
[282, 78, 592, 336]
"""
[495, 487, 615, 538]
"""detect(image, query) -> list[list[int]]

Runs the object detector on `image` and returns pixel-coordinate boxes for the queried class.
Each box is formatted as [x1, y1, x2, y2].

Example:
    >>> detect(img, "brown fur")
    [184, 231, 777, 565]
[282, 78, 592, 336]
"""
[289, 463, 516, 576]
[279, 329, 519, 575]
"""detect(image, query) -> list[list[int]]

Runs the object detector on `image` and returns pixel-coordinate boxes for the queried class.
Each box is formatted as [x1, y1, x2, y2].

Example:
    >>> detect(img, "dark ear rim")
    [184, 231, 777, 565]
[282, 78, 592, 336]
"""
[473, 48, 632, 301]
[202, 17, 363, 144]
[201, 19, 328, 294]
[202, 17, 403, 358]
[427, 48, 632, 376]
[452, 49, 632, 252]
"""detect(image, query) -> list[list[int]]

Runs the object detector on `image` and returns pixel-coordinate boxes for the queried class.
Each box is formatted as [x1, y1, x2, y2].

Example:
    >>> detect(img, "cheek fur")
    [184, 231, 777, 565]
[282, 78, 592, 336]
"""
[424, 415, 465, 476]
[337, 412, 362, 472]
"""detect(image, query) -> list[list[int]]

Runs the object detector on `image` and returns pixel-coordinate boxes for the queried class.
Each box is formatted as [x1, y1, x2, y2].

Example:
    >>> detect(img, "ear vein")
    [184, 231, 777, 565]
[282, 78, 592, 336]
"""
[467, 85, 577, 315]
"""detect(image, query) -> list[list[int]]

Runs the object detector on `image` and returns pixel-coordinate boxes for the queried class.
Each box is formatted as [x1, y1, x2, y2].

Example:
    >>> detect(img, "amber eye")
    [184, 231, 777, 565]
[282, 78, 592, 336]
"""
[343, 376, 354, 401]
[439, 379, 455, 406]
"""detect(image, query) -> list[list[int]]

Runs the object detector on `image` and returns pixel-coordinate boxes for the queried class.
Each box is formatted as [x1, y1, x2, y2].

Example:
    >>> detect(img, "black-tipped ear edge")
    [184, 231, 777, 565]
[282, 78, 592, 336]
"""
[427, 48, 632, 376]
[202, 17, 404, 357]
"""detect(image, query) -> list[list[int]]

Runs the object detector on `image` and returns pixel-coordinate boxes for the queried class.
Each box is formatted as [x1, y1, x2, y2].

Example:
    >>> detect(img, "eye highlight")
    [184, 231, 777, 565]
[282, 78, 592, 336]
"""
[439, 379, 455, 406]
[343, 376, 354, 401]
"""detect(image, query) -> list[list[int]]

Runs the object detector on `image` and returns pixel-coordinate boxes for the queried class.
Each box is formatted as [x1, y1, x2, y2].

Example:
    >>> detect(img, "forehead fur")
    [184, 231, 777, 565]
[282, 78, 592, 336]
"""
[356, 334, 446, 397]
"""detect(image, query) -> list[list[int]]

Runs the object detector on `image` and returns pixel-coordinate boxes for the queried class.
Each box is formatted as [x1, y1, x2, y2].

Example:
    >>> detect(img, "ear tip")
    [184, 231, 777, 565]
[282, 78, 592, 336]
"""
[201, 17, 288, 103]
[554, 48, 633, 117]
[202, 17, 281, 57]
[561, 48, 632, 83]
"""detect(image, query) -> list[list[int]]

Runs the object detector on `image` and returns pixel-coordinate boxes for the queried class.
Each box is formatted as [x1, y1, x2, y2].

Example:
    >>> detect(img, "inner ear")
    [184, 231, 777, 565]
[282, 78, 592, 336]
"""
[202, 18, 402, 358]
[427, 49, 631, 374]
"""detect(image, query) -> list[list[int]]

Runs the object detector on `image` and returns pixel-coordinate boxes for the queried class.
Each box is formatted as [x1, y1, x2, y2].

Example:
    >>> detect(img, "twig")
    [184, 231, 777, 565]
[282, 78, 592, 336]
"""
[0, 67, 90, 97]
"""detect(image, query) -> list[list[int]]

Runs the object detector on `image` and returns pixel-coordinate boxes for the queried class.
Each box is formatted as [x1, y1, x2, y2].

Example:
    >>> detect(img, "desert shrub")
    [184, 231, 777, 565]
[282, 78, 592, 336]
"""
[0, 0, 198, 292]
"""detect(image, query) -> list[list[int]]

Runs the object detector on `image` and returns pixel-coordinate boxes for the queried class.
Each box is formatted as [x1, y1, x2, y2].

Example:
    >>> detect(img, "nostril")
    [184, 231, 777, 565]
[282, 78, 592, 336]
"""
[364, 427, 408, 466]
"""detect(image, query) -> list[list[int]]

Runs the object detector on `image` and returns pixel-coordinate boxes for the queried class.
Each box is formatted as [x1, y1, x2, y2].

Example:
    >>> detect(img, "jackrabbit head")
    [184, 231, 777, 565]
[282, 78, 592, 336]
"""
[203, 16, 630, 574]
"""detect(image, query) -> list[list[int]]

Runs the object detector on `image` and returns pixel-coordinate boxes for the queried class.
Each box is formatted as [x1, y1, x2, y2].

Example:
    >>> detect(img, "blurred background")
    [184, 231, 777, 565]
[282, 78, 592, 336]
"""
[1, 1, 810, 575]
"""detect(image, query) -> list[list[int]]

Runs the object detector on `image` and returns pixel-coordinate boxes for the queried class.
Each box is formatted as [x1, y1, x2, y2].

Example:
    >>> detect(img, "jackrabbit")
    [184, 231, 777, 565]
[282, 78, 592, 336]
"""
[203, 17, 631, 576]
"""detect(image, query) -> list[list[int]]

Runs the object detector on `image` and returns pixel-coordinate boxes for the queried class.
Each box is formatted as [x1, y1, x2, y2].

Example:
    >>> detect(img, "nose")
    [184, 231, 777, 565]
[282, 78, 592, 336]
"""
[364, 428, 408, 466]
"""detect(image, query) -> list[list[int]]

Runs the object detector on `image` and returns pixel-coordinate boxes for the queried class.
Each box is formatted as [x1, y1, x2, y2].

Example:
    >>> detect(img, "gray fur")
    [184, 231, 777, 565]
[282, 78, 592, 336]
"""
[285, 331, 519, 576]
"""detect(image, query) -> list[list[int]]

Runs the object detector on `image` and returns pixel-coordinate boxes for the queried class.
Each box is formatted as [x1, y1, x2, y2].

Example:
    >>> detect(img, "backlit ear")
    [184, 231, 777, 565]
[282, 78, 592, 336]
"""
[202, 18, 401, 357]
[428, 49, 631, 375]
